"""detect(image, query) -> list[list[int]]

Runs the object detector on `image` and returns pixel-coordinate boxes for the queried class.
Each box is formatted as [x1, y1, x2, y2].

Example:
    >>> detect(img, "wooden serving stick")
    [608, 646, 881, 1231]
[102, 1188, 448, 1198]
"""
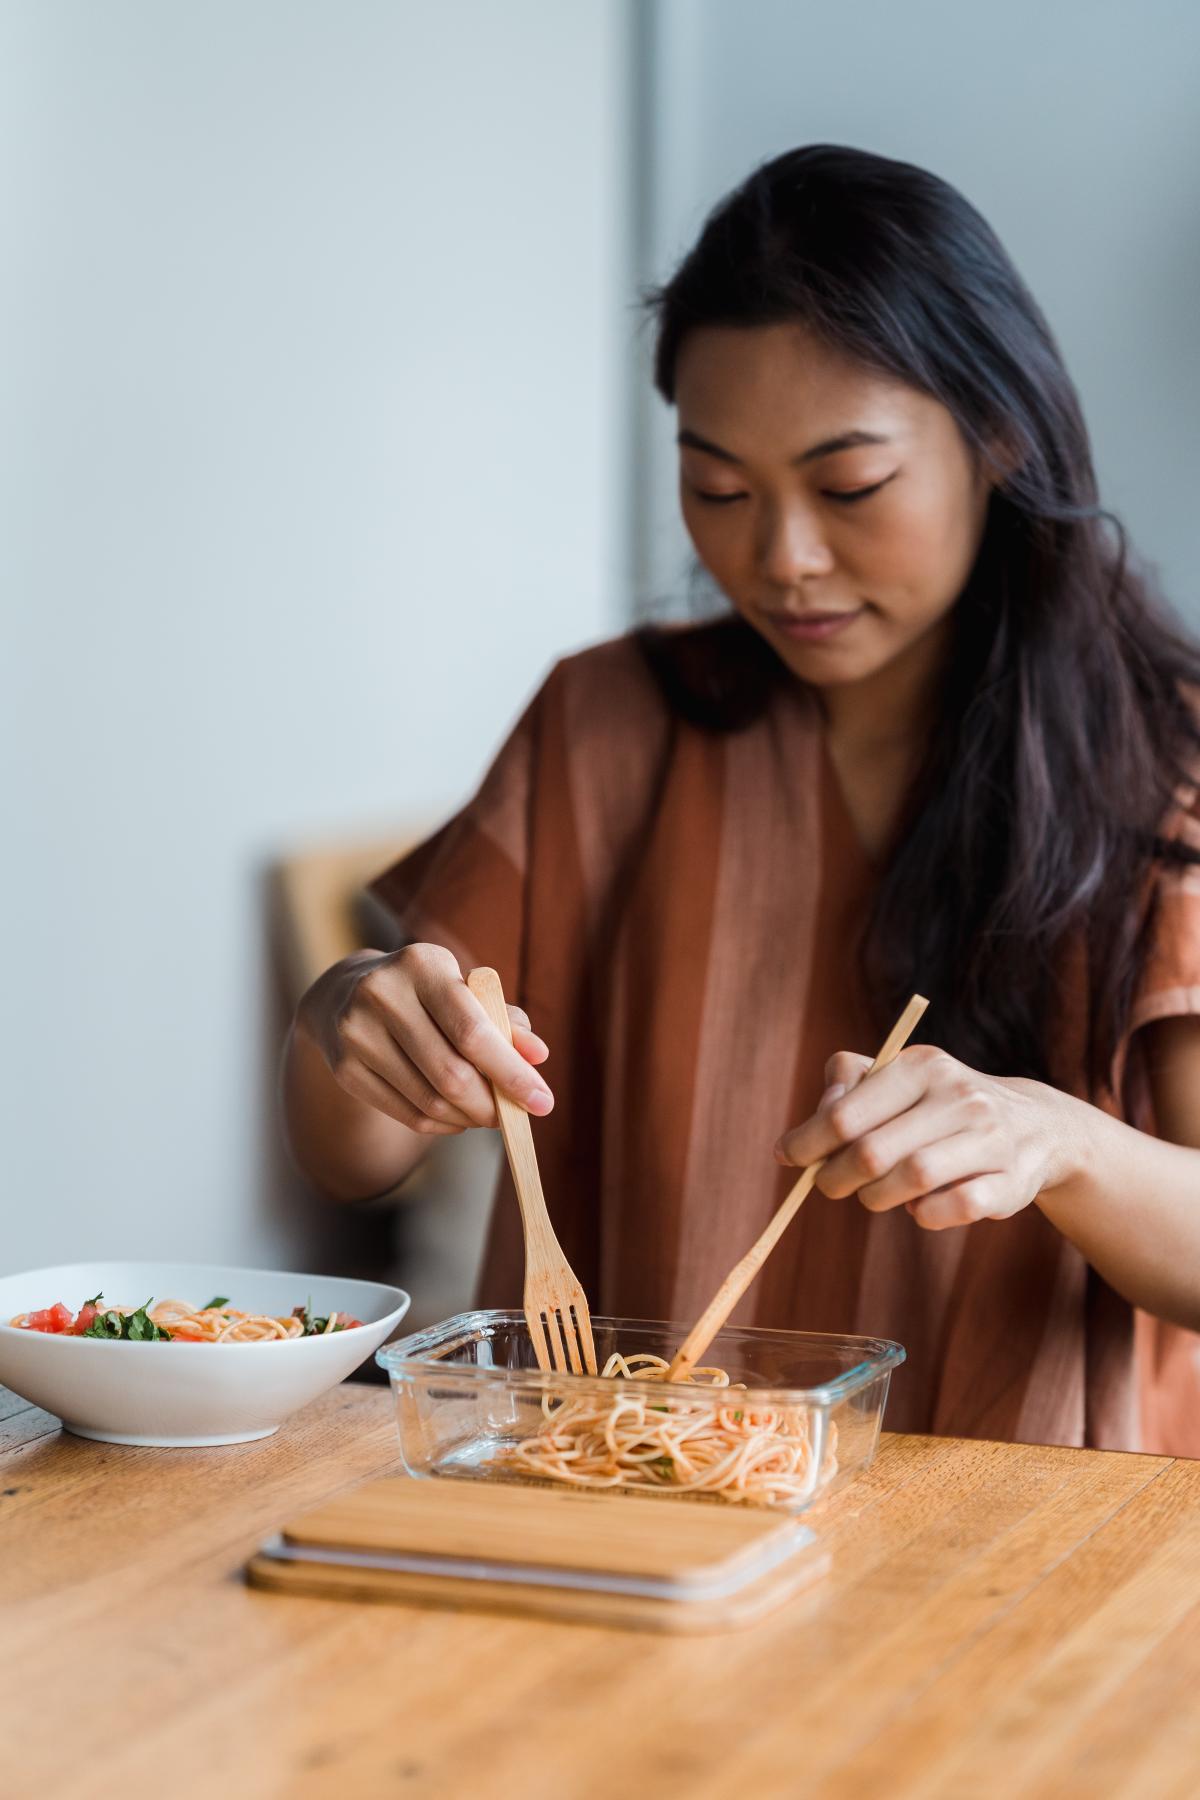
[667, 994, 930, 1382]
[466, 967, 598, 1377]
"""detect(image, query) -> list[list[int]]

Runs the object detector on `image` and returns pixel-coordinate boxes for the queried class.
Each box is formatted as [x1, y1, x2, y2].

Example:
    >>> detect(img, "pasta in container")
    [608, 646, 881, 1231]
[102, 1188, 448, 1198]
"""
[377, 1313, 904, 1512]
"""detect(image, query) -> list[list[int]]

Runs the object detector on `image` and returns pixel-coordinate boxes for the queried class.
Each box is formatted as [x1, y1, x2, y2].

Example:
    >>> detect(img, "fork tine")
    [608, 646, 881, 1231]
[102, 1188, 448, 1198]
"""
[558, 1308, 584, 1375]
[525, 1307, 553, 1373]
[568, 1303, 597, 1368]
[544, 1307, 572, 1374]
[572, 1303, 598, 1376]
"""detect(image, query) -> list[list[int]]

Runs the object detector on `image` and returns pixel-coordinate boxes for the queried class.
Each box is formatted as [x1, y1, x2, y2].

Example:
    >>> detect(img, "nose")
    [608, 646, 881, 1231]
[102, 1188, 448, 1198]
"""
[756, 499, 835, 587]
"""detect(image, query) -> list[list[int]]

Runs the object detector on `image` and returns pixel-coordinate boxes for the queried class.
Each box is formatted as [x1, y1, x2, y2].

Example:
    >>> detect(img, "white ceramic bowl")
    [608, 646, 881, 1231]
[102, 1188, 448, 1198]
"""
[0, 1261, 410, 1446]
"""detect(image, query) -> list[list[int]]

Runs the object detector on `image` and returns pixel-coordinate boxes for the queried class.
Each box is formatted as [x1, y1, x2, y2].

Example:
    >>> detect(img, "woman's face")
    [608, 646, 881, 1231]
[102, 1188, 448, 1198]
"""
[674, 323, 994, 690]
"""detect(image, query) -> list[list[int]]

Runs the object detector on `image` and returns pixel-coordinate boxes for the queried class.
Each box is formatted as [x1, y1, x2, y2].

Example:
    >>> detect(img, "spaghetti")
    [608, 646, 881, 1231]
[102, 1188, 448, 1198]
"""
[8, 1294, 363, 1341]
[496, 1351, 836, 1507]
[146, 1300, 307, 1343]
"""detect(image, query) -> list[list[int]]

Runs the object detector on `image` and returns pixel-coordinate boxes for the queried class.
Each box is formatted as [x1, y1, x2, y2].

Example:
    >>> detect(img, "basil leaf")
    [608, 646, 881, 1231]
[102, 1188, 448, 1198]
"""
[82, 1311, 123, 1339]
[293, 1297, 345, 1336]
[83, 1291, 104, 1308]
[202, 1296, 230, 1310]
[81, 1300, 172, 1342]
[291, 1297, 317, 1334]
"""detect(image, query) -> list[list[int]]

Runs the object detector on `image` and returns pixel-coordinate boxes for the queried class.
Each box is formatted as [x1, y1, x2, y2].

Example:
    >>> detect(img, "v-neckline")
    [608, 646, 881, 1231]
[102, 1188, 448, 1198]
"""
[818, 728, 870, 855]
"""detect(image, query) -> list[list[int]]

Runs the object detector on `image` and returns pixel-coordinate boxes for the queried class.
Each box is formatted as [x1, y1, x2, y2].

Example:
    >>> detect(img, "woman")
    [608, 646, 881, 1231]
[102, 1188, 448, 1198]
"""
[284, 146, 1200, 1453]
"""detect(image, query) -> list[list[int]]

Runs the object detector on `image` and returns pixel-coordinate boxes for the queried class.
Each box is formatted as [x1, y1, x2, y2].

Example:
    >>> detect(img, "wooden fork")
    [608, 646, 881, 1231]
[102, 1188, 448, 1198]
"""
[466, 967, 598, 1376]
[667, 993, 929, 1381]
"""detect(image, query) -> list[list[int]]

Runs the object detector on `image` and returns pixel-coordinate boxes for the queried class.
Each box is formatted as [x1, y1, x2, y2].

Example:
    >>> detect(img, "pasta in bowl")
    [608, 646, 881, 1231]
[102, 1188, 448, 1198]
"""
[378, 1312, 904, 1512]
[0, 1261, 410, 1445]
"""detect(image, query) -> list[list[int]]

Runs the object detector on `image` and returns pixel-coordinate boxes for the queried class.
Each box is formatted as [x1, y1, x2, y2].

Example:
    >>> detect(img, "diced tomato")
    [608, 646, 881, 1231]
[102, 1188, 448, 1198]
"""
[72, 1302, 101, 1334]
[21, 1302, 77, 1334]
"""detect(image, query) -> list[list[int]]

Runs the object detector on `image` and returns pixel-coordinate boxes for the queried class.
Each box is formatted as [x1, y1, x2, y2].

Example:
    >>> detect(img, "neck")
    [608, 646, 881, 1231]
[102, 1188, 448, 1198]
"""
[817, 615, 951, 764]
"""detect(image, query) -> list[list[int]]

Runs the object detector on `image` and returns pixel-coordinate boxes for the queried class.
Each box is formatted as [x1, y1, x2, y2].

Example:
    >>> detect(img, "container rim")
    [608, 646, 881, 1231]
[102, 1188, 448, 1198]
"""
[376, 1308, 905, 1406]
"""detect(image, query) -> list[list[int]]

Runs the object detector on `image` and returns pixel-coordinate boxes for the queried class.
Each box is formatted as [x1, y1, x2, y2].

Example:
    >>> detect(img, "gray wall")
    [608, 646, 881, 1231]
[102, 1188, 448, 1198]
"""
[3, 1, 631, 1273]
[635, 0, 1200, 620]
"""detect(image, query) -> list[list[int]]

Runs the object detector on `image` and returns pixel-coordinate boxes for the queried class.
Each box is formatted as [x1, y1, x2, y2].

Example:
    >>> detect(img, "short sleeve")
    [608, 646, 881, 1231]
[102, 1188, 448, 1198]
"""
[1129, 798, 1200, 1035]
[366, 676, 549, 999]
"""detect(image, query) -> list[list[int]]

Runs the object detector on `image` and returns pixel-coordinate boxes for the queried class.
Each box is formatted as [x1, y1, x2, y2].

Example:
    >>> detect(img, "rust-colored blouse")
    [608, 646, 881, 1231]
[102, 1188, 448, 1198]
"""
[370, 631, 1200, 1454]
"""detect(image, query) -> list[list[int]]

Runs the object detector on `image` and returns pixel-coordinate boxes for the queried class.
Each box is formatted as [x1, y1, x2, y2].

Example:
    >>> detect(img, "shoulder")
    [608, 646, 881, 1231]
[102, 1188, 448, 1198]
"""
[549, 630, 662, 699]
[533, 629, 673, 756]
[532, 618, 810, 758]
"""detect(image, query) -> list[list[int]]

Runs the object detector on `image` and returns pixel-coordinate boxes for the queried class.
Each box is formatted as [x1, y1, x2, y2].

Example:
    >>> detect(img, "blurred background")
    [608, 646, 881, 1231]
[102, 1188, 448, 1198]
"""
[5, 1, 1199, 1321]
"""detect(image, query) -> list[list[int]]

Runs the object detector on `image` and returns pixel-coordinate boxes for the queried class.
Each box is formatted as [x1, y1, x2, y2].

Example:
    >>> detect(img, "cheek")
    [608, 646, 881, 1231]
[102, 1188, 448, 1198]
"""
[854, 485, 983, 613]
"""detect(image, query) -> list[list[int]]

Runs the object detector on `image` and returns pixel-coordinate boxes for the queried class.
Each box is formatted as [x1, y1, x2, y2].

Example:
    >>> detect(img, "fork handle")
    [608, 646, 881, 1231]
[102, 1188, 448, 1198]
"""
[466, 968, 560, 1261]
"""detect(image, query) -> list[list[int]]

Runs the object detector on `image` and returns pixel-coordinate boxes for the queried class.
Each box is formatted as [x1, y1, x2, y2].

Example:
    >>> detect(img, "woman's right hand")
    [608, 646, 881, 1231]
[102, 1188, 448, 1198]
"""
[295, 944, 553, 1137]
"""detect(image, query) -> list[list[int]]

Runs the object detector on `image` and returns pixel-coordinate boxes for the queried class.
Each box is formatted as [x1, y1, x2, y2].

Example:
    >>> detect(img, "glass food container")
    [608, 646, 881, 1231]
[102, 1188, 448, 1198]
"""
[377, 1311, 904, 1512]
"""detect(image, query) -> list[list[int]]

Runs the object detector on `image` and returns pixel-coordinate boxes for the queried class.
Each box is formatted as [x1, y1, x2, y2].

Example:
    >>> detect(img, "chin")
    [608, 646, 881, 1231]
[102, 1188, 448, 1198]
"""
[764, 632, 885, 689]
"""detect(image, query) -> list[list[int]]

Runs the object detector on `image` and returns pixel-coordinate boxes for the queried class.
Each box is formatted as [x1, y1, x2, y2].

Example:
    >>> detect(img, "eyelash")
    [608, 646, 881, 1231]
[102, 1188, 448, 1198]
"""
[825, 476, 894, 505]
[690, 476, 895, 508]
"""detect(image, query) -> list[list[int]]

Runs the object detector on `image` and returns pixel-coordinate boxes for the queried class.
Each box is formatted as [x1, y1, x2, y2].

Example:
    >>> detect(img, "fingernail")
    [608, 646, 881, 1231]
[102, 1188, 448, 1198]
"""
[821, 1082, 846, 1108]
[527, 1088, 554, 1116]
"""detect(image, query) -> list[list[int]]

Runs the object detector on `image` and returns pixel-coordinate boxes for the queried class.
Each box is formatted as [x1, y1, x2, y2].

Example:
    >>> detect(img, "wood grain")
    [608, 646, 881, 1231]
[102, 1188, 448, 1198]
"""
[2, 1385, 1198, 1798]
[274, 1471, 800, 1576]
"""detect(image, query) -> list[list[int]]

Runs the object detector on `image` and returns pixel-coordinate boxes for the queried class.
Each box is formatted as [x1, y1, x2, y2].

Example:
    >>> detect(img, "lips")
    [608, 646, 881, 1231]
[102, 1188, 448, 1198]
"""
[764, 605, 866, 642]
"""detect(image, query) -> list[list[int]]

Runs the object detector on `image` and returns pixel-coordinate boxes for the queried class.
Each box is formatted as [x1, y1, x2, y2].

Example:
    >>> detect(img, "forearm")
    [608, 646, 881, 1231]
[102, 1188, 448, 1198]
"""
[281, 1017, 432, 1202]
[1037, 1090, 1200, 1330]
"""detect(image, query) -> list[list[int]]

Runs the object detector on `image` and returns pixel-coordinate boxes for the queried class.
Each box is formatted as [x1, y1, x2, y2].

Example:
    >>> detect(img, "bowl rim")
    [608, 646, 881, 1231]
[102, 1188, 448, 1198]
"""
[0, 1261, 410, 1346]
[377, 1307, 904, 1405]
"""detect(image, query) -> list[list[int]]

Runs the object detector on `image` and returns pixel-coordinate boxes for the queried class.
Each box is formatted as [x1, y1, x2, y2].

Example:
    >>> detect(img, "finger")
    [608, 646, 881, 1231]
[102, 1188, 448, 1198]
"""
[776, 1046, 938, 1167]
[852, 1130, 1005, 1213]
[774, 1056, 871, 1167]
[417, 974, 555, 1116]
[512, 1023, 550, 1065]
[383, 998, 507, 1126]
[814, 1095, 989, 1200]
[344, 1015, 479, 1129]
[507, 1004, 532, 1032]
[357, 962, 507, 1124]
[336, 1059, 465, 1137]
[907, 1174, 1011, 1231]
[822, 1051, 871, 1102]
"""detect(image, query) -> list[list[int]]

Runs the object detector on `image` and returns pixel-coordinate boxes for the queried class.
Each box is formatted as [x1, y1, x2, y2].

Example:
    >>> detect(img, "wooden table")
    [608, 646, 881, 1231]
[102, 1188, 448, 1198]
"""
[3, 1382, 1199, 1798]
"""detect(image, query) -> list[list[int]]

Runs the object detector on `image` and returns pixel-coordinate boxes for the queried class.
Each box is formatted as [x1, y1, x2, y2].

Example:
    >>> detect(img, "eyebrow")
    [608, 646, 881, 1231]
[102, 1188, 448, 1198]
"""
[676, 426, 891, 465]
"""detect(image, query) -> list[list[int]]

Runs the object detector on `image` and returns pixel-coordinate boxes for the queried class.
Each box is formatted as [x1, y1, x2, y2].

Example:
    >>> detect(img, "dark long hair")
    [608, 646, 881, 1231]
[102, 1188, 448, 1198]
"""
[643, 144, 1200, 1093]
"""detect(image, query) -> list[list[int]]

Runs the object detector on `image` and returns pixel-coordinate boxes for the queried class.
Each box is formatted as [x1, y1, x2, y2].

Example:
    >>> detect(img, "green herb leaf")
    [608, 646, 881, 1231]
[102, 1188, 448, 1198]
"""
[202, 1296, 230, 1310]
[82, 1299, 172, 1342]
[652, 1456, 675, 1479]
[83, 1291, 104, 1308]
[291, 1299, 345, 1337]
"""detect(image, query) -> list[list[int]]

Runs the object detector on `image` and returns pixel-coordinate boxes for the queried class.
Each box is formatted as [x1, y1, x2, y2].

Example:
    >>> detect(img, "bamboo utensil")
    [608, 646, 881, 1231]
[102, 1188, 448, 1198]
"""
[467, 967, 598, 1376]
[667, 994, 929, 1382]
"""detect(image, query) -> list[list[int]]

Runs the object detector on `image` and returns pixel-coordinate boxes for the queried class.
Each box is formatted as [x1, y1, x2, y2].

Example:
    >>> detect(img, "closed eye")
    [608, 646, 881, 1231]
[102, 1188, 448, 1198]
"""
[823, 474, 897, 505]
[688, 488, 748, 506]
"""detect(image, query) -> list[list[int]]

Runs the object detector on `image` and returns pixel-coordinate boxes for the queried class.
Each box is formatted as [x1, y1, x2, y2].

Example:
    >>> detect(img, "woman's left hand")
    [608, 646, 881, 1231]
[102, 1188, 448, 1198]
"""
[774, 1044, 1081, 1230]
